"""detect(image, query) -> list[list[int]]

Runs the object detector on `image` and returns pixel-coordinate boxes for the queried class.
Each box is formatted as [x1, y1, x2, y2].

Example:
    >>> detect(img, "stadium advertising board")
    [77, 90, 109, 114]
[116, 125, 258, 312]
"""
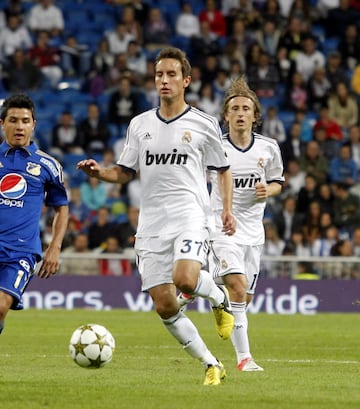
[24, 277, 360, 314]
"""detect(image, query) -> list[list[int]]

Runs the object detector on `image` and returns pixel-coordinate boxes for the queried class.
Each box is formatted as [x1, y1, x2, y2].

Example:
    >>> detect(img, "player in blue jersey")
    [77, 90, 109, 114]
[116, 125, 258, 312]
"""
[78, 47, 236, 386]
[0, 94, 69, 334]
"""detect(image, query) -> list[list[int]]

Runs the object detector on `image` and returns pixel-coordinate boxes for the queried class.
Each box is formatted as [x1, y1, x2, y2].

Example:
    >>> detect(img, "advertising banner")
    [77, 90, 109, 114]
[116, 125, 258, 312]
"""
[24, 276, 360, 314]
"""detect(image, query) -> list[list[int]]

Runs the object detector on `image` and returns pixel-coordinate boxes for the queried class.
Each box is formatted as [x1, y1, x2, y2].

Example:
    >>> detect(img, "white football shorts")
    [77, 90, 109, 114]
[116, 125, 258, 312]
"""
[135, 229, 209, 291]
[209, 239, 263, 295]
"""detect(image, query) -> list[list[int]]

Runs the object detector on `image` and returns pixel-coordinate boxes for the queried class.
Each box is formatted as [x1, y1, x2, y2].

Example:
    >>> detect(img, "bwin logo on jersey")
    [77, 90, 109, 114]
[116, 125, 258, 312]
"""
[234, 174, 261, 188]
[0, 173, 27, 199]
[145, 149, 188, 166]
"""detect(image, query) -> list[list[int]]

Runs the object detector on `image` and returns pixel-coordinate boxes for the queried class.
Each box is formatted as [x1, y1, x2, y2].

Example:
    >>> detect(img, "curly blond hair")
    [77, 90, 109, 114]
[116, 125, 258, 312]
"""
[222, 77, 262, 128]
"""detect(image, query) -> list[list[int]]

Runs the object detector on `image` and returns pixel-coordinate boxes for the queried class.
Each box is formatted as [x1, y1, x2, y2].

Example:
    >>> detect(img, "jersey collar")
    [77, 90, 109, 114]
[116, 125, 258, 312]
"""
[156, 105, 191, 124]
[226, 132, 255, 152]
[0, 140, 39, 156]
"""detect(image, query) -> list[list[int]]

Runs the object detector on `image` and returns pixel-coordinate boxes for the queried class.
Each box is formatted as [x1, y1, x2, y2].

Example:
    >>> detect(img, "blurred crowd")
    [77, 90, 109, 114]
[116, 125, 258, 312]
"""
[1, 0, 360, 278]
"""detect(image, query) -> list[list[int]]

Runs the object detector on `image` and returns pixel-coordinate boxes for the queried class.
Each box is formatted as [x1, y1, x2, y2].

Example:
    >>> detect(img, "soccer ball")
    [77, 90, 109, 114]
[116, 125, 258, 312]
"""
[69, 323, 115, 368]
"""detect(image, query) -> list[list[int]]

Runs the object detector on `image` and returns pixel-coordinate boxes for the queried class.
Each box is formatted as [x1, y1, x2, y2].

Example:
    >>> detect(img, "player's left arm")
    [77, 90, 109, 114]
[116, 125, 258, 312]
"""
[38, 205, 69, 279]
[217, 168, 236, 235]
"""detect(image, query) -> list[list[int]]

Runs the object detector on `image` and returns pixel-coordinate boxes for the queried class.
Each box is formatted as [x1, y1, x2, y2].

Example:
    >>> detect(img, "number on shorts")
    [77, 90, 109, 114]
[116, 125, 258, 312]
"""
[180, 239, 204, 256]
[14, 270, 24, 289]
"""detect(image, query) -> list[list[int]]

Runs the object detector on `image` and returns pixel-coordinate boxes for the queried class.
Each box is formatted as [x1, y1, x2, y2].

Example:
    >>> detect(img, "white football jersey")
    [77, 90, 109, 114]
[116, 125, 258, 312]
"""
[118, 106, 229, 236]
[210, 132, 284, 245]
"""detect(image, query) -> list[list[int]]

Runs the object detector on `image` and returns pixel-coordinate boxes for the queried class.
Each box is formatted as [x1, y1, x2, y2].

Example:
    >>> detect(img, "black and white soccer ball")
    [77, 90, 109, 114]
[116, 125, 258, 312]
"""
[69, 323, 115, 368]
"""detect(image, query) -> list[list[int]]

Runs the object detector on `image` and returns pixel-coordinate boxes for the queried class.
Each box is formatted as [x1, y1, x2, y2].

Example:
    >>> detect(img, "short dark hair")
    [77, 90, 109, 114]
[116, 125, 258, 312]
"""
[154, 47, 192, 78]
[1, 93, 35, 120]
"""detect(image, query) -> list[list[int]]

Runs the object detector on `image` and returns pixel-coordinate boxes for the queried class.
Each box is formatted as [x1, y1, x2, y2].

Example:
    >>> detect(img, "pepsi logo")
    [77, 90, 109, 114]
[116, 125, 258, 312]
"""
[0, 173, 27, 199]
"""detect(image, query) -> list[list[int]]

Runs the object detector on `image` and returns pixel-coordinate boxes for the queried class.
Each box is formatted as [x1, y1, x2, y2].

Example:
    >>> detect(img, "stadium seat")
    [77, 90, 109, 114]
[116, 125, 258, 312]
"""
[62, 153, 88, 188]
[278, 110, 296, 132]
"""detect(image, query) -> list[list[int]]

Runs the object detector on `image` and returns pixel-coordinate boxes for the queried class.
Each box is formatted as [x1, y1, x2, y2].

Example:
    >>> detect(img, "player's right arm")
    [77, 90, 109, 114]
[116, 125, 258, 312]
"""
[77, 159, 134, 184]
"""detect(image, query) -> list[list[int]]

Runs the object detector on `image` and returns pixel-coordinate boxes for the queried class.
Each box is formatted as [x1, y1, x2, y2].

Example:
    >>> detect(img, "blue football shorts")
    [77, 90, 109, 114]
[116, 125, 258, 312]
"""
[0, 246, 37, 310]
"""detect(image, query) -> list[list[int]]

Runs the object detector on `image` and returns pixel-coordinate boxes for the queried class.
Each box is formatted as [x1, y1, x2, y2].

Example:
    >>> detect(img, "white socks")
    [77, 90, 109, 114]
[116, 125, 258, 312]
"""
[162, 310, 218, 366]
[192, 269, 224, 307]
[230, 301, 251, 362]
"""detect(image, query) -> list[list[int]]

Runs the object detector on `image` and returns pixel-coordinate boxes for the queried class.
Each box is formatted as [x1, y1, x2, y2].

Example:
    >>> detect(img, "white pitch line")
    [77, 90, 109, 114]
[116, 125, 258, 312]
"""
[264, 358, 359, 365]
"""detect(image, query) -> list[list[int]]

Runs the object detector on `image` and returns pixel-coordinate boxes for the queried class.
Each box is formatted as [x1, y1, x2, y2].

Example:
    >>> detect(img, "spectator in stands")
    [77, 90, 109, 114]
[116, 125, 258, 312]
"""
[328, 142, 358, 187]
[247, 51, 280, 98]
[325, 51, 350, 92]
[337, 22, 360, 71]
[275, 46, 295, 86]
[308, 67, 331, 111]
[108, 75, 140, 132]
[313, 126, 338, 163]
[99, 236, 132, 276]
[80, 176, 107, 213]
[273, 195, 304, 241]
[313, 105, 343, 141]
[51, 111, 81, 158]
[302, 200, 322, 248]
[28, 30, 62, 88]
[2, 48, 41, 92]
[332, 181, 360, 236]
[175, 1, 200, 38]
[68, 187, 91, 230]
[189, 20, 222, 67]
[261, 106, 286, 144]
[329, 238, 360, 279]
[201, 54, 221, 85]
[278, 16, 308, 61]
[351, 226, 360, 256]
[261, 221, 286, 277]
[0, 14, 33, 63]
[288, 227, 311, 257]
[116, 205, 139, 249]
[280, 121, 305, 166]
[87, 206, 118, 250]
[212, 68, 231, 101]
[254, 19, 281, 59]
[318, 183, 335, 216]
[140, 75, 159, 111]
[105, 184, 128, 223]
[296, 173, 320, 216]
[60, 232, 99, 275]
[121, 3, 143, 44]
[197, 82, 222, 120]
[294, 109, 314, 143]
[348, 125, 360, 168]
[260, 0, 285, 28]
[3, 0, 25, 21]
[106, 22, 135, 55]
[229, 17, 256, 62]
[284, 158, 306, 196]
[27, 0, 64, 38]
[285, 71, 309, 111]
[199, 0, 227, 38]
[327, 81, 358, 137]
[143, 7, 171, 52]
[299, 140, 329, 185]
[88, 37, 114, 79]
[77, 103, 110, 156]
[326, 0, 359, 38]
[59, 35, 90, 78]
[125, 40, 147, 82]
[311, 224, 339, 257]
[105, 53, 132, 90]
[187, 65, 202, 96]
[219, 37, 246, 75]
[288, 0, 313, 22]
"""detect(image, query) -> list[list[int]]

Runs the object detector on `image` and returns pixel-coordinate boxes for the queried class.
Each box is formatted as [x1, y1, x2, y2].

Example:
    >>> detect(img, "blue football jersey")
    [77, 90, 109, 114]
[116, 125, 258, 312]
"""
[0, 141, 68, 258]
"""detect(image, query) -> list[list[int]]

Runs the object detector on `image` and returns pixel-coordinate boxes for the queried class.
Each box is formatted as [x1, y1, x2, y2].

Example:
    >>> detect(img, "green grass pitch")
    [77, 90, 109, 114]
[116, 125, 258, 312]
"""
[1, 309, 359, 409]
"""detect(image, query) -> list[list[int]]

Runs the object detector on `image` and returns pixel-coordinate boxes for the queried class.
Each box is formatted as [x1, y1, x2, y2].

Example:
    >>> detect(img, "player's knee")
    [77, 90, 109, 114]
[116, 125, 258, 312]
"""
[0, 320, 4, 334]
[0, 292, 13, 320]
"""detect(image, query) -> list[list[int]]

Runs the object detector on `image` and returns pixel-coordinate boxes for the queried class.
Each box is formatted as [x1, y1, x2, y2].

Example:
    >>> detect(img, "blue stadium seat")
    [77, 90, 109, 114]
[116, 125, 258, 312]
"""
[62, 153, 88, 188]
[278, 110, 296, 132]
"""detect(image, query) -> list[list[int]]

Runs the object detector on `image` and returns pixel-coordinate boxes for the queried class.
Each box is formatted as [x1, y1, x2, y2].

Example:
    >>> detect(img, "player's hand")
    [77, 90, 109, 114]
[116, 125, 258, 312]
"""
[221, 210, 236, 236]
[255, 182, 267, 201]
[36, 247, 60, 279]
[77, 159, 100, 178]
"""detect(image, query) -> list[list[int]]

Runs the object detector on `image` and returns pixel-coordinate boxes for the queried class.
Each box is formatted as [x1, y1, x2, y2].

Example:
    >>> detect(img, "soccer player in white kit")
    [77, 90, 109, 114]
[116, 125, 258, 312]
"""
[179, 77, 284, 371]
[77, 47, 236, 386]
[211, 78, 284, 371]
